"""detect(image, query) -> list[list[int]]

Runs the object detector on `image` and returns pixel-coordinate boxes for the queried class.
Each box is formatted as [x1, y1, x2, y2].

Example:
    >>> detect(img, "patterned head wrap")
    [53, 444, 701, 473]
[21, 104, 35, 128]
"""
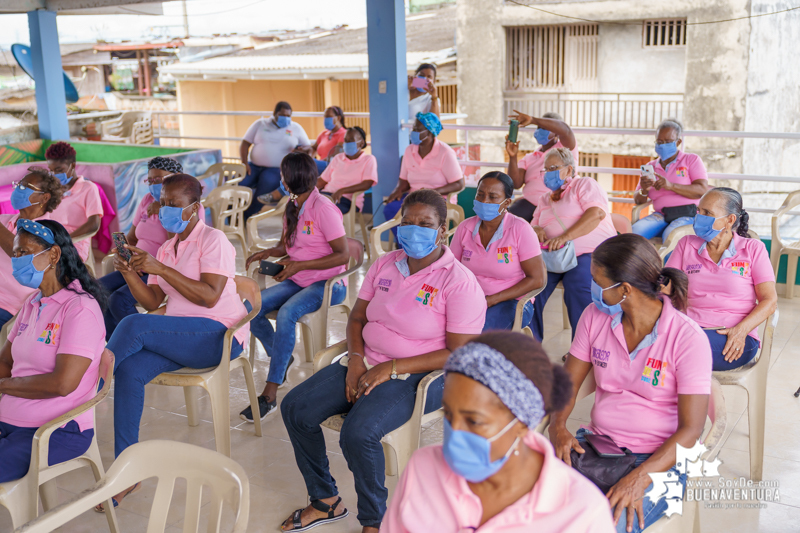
[147, 157, 183, 174]
[416, 112, 442, 137]
[444, 343, 546, 428]
[17, 219, 55, 245]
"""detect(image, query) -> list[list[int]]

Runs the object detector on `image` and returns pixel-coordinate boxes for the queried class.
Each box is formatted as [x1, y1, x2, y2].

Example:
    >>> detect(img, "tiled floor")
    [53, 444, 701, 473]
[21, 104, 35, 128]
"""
[2, 219, 800, 532]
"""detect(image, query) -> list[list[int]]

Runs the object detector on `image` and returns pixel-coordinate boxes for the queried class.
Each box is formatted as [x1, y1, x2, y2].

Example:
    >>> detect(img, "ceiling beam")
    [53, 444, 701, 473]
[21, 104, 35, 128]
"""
[0, 0, 162, 14]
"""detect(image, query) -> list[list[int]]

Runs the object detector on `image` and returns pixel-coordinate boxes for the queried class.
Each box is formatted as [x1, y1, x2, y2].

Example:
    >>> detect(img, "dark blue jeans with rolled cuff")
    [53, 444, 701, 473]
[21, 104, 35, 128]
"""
[382, 194, 408, 240]
[281, 361, 443, 528]
[99, 270, 149, 341]
[240, 163, 282, 220]
[0, 307, 13, 332]
[483, 299, 533, 332]
[252, 279, 347, 385]
[108, 313, 243, 457]
[705, 329, 759, 371]
[531, 253, 593, 342]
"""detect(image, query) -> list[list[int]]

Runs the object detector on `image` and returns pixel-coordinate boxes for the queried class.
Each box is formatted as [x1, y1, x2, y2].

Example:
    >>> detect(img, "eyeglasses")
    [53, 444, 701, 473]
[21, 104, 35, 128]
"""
[142, 177, 164, 185]
[540, 164, 566, 173]
[12, 181, 43, 193]
[655, 139, 678, 145]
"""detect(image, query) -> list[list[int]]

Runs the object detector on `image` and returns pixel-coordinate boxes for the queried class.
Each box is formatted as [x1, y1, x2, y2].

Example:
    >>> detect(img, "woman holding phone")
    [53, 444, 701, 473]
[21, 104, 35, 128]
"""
[408, 63, 440, 118]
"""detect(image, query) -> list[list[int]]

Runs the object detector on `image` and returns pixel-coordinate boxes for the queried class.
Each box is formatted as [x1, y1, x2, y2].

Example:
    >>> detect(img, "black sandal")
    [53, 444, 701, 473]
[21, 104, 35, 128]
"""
[283, 497, 348, 532]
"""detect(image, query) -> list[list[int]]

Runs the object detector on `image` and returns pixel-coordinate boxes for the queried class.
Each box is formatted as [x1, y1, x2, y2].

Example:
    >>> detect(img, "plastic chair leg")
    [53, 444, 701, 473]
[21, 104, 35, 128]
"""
[300, 322, 318, 364]
[85, 439, 120, 533]
[184, 386, 201, 427]
[786, 256, 798, 300]
[747, 384, 766, 481]
[248, 333, 258, 370]
[239, 358, 263, 438]
[206, 374, 232, 457]
[562, 299, 570, 330]
[381, 442, 398, 477]
[39, 479, 58, 512]
[2, 485, 33, 529]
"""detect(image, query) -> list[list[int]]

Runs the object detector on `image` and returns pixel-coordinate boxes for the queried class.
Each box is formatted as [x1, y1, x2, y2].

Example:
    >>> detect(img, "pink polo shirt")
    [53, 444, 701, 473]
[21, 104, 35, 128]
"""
[148, 220, 249, 345]
[284, 188, 347, 288]
[518, 140, 580, 207]
[450, 213, 542, 297]
[0, 212, 52, 316]
[531, 177, 616, 256]
[570, 298, 712, 453]
[51, 177, 103, 261]
[399, 139, 463, 202]
[131, 193, 169, 257]
[637, 151, 708, 214]
[1, 281, 104, 431]
[320, 152, 378, 210]
[381, 430, 614, 533]
[315, 128, 347, 160]
[666, 234, 774, 341]
[358, 247, 486, 366]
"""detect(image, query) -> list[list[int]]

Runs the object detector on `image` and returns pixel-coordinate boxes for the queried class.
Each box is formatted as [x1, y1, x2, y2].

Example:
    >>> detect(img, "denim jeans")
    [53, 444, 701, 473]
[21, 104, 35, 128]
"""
[632, 213, 695, 241]
[108, 313, 243, 457]
[483, 299, 533, 332]
[508, 198, 536, 223]
[252, 279, 347, 385]
[0, 308, 13, 331]
[321, 192, 353, 215]
[705, 329, 759, 371]
[240, 163, 282, 219]
[281, 361, 443, 528]
[99, 270, 149, 341]
[531, 253, 593, 342]
[575, 428, 686, 533]
[0, 420, 94, 482]
[382, 194, 408, 240]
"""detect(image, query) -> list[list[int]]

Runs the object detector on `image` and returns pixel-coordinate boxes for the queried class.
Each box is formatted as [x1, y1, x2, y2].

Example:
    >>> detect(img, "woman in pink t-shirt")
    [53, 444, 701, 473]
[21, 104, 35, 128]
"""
[530, 147, 616, 341]
[0, 219, 107, 482]
[505, 110, 578, 223]
[318, 126, 378, 215]
[382, 332, 614, 533]
[550, 235, 711, 533]
[279, 190, 486, 533]
[310, 106, 347, 161]
[666, 188, 777, 371]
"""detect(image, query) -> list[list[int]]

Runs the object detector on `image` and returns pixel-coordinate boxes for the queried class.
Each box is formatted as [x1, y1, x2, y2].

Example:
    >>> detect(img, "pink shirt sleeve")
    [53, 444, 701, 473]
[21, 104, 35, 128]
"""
[445, 278, 487, 334]
[665, 236, 688, 270]
[577, 179, 609, 212]
[687, 154, 708, 182]
[357, 257, 382, 302]
[243, 119, 260, 144]
[517, 152, 533, 171]
[147, 245, 165, 286]
[131, 196, 149, 228]
[569, 307, 595, 362]
[199, 231, 235, 277]
[448, 224, 466, 260]
[517, 221, 542, 262]
[320, 158, 335, 182]
[531, 206, 542, 227]
[318, 203, 347, 242]
[85, 183, 104, 218]
[440, 144, 463, 184]
[59, 302, 104, 359]
[750, 240, 775, 285]
[362, 155, 378, 185]
[674, 326, 712, 395]
[315, 130, 326, 147]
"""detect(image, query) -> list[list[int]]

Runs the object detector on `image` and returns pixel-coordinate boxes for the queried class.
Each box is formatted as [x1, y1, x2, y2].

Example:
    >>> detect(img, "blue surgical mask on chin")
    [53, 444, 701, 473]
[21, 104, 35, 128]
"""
[534, 128, 551, 145]
[655, 141, 678, 160]
[410, 131, 425, 146]
[324, 116, 335, 131]
[12, 249, 51, 289]
[543, 169, 565, 191]
[10, 186, 38, 210]
[148, 183, 162, 202]
[54, 172, 71, 186]
[693, 214, 724, 242]
[279, 180, 290, 197]
[591, 280, 624, 316]
[276, 115, 291, 129]
[159, 202, 196, 234]
[473, 200, 504, 222]
[396, 224, 440, 259]
[343, 141, 359, 157]
[442, 417, 521, 483]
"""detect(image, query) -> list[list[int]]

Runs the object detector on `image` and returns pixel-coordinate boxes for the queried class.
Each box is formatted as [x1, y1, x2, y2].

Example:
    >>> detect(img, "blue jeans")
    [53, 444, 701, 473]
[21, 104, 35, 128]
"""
[252, 279, 347, 385]
[531, 253, 593, 341]
[705, 329, 759, 371]
[483, 299, 533, 332]
[108, 313, 244, 457]
[99, 270, 148, 341]
[281, 361, 443, 528]
[0, 420, 94, 482]
[632, 213, 694, 241]
[575, 428, 686, 533]
[321, 192, 353, 215]
[0, 308, 13, 331]
[240, 163, 282, 219]
[383, 194, 408, 240]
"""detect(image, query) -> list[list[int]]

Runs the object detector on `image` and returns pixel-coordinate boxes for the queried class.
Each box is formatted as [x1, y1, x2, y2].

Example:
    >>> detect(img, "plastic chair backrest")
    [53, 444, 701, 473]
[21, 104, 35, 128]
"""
[206, 186, 252, 231]
[611, 213, 632, 234]
[771, 190, 800, 251]
[234, 275, 261, 314]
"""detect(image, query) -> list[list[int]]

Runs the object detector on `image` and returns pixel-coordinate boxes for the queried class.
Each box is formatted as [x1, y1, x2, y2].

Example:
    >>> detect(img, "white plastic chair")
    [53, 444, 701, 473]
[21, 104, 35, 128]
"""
[148, 276, 263, 458]
[202, 185, 253, 251]
[313, 341, 443, 476]
[100, 111, 152, 144]
[73, 227, 100, 276]
[15, 440, 249, 533]
[244, 196, 288, 257]
[196, 163, 249, 188]
[342, 191, 371, 262]
[511, 285, 546, 337]
[712, 311, 778, 481]
[0, 349, 118, 531]
[770, 190, 800, 298]
[631, 200, 653, 226]
[657, 224, 694, 261]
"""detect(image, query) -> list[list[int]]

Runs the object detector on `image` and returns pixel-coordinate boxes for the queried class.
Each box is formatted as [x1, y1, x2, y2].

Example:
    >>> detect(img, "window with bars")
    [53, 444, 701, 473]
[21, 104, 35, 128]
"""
[642, 19, 687, 48]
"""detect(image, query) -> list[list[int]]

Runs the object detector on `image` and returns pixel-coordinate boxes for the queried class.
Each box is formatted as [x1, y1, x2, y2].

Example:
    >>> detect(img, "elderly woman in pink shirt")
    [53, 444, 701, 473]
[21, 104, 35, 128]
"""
[317, 126, 378, 215]
[279, 189, 486, 533]
[551, 234, 711, 533]
[382, 332, 614, 533]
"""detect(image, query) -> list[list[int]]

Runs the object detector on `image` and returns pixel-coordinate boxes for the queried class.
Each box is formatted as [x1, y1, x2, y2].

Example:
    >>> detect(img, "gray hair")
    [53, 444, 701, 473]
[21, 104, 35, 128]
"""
[545, 146, 576, 176]
[542, 111, 564, 121]
[657, 118, 683, 139]
[706, 187, 751, 238]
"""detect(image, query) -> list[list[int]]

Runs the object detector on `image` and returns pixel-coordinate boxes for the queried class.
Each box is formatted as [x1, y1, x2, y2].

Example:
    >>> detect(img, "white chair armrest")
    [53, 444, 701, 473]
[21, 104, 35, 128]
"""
[631, 200, 653, 224]
[512, 284, 546, 332]
[313, 340, 348, 373]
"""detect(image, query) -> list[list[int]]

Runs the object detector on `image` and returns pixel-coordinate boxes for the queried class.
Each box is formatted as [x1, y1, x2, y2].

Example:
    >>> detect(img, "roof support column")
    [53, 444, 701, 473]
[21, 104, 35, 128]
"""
[366, 0, 408, 223]
[27, 9, 69, 140]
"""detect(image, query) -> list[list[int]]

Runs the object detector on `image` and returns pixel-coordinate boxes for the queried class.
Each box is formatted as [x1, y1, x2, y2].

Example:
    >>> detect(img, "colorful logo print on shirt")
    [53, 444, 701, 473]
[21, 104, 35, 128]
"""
[378, 278, 392, 293]
[37, 322, 60, 345]
[641, 357, 667, 387]
[497, 246, 513, 264]
[415, 283, 439, 307]
[730, 261, 750, 277]
[302, 221, 314, 235]
[676, 167, 688, 178]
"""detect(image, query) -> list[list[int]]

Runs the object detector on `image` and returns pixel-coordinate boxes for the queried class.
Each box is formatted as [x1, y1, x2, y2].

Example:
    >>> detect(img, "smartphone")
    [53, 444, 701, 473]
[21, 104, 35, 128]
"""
[508, 120, 520, 144]
[411, 76, 429, 91]
[584, 433, 627, 458]
[112, 232, 132, 262]
[640, 164, 655, 177]
[259, 260, 285, 277]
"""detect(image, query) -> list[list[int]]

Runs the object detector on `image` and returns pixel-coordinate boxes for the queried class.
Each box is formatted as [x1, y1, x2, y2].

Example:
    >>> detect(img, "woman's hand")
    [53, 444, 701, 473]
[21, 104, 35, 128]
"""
[407, 75, 415, 92]
[425, 79, 438, 99]
[607, 470, 652, 533]
[387, 189, 404, 204]
[717, 324, 748, 362]
[345, 356, 368, 403]
[485, 294, 501, 308]
[653, 176, 673, 191]
[505, 135, 520, 158]
[114, 253, 133, 274]
[355, 361, 393, 399]
[549, 425, 585, 466]
[331, 190, 345, 204]
[146, 201, 160, 217]
[543, 234, 570, 251]
[273, 259, 302, 283]
[509, 109, 534, 127]
[533, 226, 547, 243]
[126, 245, 165, 276]
[245, 249, 272, 270]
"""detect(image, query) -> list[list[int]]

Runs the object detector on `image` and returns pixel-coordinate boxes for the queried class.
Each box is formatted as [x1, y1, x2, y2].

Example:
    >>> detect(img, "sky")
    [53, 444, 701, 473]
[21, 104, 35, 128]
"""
[0, 0, 369, 46]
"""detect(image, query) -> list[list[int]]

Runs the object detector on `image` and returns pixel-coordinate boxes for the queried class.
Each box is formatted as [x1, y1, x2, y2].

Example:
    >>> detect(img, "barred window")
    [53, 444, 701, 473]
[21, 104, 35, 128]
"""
[643, 19, 687, 48]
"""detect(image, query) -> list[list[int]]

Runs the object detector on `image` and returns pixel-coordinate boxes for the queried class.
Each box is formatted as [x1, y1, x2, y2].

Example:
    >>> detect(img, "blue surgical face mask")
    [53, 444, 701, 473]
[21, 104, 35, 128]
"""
[279, 180, 290, 197]
[276, 115, 291, 129]
[443, 417, 520, 483]
[159, 202, 196, 234]
[591, 280, 624, 316]
[148, 183, 162, 202]
[324, 116, 335, 131]
[693, 213, 725, 242]
[534, 128, 551, 145]
[655, 141, 678, 160]
[396, 224, 440, 259]
[343, 141, 359, 157]
[10, 185, 39, 211]
[12, 249, 51, 289]
[54, 172, 71, 186]
[473, 199, 504, 222]
[410, 130, 426, 146]
[543, 169, 565, 191]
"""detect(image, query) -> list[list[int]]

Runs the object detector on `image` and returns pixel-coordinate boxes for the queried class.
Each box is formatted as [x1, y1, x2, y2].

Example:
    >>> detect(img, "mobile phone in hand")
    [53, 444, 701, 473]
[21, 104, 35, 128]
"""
[640, 164, 655, 177]
[259, 260, 285, 277]
[112, 232, 132, 262]
[508, 120, 520, 143]
[411, 76, 429, 91]
[584, 433, 627, 458]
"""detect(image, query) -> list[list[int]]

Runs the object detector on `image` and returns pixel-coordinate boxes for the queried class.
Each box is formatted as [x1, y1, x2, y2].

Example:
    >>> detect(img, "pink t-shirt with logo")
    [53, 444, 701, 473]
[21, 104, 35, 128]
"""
[518, 140, 580, 207]
[357, 247, 486, 366]
[531, 177, 616, 256]
[1, 280, 105, 431]
[284, 188, 347, 288]
[637, 152, 708, 214]
[569, 298, 712, 453]
[315, 128, 347, 160]
[320, 153, 378, 210]
[382, 431, 615, 533]
[148, 220, 249, 345]
[449, 213, 542, 297]
[50, 177, 104, 261]
[0, 212, 52, 316]
[666, 234, 774, 341]
[399, 139, 463, 202]
[131, 193, 169, 257]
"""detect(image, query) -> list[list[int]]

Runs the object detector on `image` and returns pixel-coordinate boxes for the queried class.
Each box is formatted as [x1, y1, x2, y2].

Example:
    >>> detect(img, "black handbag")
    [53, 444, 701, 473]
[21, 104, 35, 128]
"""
[661, 204, 698, 224]
[570, 446, 637, 494]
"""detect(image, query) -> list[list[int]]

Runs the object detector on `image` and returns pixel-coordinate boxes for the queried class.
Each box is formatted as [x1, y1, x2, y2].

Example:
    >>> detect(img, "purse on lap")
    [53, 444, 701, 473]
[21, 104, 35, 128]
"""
[661, 204, 697, 224]
[540, 205, 578, 273]
[570, 445, 637, 494]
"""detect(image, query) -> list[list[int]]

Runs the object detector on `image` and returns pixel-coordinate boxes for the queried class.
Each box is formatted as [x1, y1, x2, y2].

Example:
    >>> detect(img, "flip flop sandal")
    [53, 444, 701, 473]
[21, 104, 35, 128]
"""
[283, 497, 348, 532]
[94, 482, 141, 513]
